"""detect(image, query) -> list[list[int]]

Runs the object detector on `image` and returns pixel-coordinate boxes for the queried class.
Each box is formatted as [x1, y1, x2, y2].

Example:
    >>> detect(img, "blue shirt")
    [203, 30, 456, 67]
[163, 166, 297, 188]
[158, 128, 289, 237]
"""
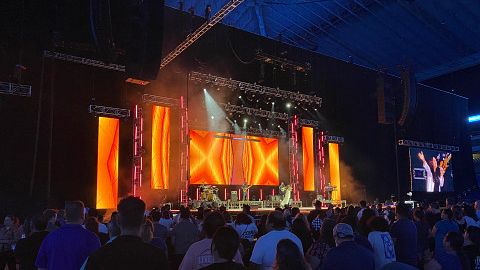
[434, 220, 459, 254]
[435, 251, 462, 270]
[390, 218, 418, 267]
[36, 224, 101, 270]
[320, 241, 375, 270]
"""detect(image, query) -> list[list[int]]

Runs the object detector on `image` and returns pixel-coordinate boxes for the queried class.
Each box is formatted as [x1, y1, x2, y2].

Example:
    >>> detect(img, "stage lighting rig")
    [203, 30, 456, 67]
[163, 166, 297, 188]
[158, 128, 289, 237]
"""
[0, 81, 32, 97]
[89, 105, 130, 118]
[189, 71, 322, 106]
[397, 140, 459, 151]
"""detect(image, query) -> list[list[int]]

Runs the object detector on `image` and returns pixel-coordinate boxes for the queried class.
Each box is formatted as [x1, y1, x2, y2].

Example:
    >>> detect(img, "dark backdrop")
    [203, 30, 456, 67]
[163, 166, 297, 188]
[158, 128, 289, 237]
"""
[0, 5, 474, 215]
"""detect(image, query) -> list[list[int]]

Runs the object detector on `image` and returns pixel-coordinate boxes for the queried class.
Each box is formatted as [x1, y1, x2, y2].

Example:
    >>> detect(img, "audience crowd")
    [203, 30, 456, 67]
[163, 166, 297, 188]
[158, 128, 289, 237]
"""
[1, 198, 480, 270]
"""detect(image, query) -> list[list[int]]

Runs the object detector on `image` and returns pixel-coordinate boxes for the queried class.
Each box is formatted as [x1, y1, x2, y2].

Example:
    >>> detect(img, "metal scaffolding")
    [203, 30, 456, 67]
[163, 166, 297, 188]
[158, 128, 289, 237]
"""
[160, 0, 244, 69]
[189, 71, 322, 106]
[88, 105, 130, 118]
[0, 81, 32, 97]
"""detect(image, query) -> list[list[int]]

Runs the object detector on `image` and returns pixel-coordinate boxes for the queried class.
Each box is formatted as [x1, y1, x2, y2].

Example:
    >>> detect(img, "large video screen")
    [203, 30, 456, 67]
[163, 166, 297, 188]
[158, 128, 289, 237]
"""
[189, 130, 279, 186]
[409, 147, 453, 192]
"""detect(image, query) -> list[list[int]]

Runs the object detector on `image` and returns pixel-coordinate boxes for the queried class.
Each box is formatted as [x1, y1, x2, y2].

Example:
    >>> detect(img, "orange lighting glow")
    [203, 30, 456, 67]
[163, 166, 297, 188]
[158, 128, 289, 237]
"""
[96, 117, 119, 209]
[151, 105, 170, 189]
[302, 127, 315, 191]
[189, 130, 278, 186]
[328, 143, 341, 201]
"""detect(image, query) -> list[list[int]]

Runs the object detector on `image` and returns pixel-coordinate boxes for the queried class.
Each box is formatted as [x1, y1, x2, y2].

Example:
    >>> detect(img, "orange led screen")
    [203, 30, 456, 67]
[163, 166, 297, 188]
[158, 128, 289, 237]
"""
[96, 117, 119, 209]
[328, 143, 341, 201]
[302, 127, 315, 191]
[151, 105, 170, 189]
[189, 130, 279, 186]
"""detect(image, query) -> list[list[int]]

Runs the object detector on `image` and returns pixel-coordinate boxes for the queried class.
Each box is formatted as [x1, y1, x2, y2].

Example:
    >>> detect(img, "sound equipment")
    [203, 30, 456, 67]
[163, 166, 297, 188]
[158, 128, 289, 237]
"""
[125, 0, 164, 81]
[398, 68, 417, 126]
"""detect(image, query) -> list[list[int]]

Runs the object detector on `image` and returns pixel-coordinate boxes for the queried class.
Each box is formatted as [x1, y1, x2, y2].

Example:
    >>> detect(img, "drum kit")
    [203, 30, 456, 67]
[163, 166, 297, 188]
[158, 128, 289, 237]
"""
[200, 184, 220, 202]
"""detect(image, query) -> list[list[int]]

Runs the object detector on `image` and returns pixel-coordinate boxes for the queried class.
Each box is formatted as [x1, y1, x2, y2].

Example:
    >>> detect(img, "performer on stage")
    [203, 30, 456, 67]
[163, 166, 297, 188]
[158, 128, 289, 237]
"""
[324, 182, 336, 201]
[279, 182, 292, 207]
[241, 183, 252, 201]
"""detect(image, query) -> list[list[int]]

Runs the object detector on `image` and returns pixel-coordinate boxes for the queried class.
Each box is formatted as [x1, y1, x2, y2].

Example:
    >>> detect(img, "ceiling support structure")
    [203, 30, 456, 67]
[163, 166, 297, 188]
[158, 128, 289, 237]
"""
[160, 0, 244, 69]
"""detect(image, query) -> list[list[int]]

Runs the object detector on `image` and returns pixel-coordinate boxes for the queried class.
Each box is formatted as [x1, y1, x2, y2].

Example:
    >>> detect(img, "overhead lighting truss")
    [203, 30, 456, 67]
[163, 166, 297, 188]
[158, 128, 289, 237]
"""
[323, 135, 345, 144]
[223, 103, 289, 120]
[0, 81, 32, 97]
[89, 105, 130, 118]
[142, 94, 180, 106]
[255, 50, 312, 73]
[190, 125, 285, 138]
[398, 140, 459, 152]
[299, 118, 320, 127]
[160, 0, 244, 69]
[190, 71, 322, 106]
[44, 50, 125, 72]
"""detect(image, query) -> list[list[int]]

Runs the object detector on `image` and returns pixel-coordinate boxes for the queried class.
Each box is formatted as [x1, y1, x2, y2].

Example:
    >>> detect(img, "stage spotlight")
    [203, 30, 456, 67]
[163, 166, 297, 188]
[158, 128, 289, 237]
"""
[272, 102, 275, 105]
[277, 125, 280, 128]
[243, 118, 248, 123]
[211, 115, 215, 119]
[234, 119, 237, 123]
[203, 88, 207, 92]
[239, 96, 242, 99]
[314, 108, 317, 111]
[286, 103, 292, 109]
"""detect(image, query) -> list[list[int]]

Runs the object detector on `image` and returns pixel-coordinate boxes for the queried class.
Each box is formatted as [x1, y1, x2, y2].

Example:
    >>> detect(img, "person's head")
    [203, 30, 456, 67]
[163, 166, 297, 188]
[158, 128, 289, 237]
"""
[203, 211, 225, 238]
[463, 205, 478, 221]
[475, 200, 480, 211]
[43, 209, 57, 224]
[180, 207, 191, 220]
[117, 196, 146, 235]
[65, 201, 85, 224]
[291, 218, 310, 237]
[220, 211, 231, 224]
[274, 239, 308, 270]
[30, 214, 47, 232]
[141, 219, 154, 243]
[359, 209, 375, 224]
[377, 203, 383, 210]
[242, 204, 251, 214]
[430, 202, 440, 210]
[314, 200, 322, 210]
[318, 218, 336, 247]
[211, 226, 240, 262]
[444, 231, 463, 253]
[368, 216, 389, 232]
[197, 207, 204, 220]
[267, 211, 286, 231]
[291, 207, 300, 218]
[3, 215, 14, 227]
[161, 210, 171, 220]
[441, 208, 454, 221]
[395, 203, 410, 219]
[333, 223, 354, 246]
[235, 213, 252, 225]
[219, 206, 227, 213]
[150, 210, 161, 222]
[413, 208, 424, 222]
[85, 216, 99, 235]
[346, 205, 355, 216]
[452, 206, 463, 221]
[359, 201, 367, 208]
[465, 226, 480, 246]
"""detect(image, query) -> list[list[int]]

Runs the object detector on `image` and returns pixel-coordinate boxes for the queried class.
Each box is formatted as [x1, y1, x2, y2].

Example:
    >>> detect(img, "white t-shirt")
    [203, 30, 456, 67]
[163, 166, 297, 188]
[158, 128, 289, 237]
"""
[357, 208, 366, 221]
[234, 223, 258, 242]
[250, 229, 303, 270]
[178, 238, 243, 270]
[368, 231, 396, 270]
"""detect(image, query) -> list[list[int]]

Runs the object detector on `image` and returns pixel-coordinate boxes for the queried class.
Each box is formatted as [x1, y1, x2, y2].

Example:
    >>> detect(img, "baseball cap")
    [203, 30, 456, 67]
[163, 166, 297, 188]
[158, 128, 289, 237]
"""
[333, 223, 354, 238]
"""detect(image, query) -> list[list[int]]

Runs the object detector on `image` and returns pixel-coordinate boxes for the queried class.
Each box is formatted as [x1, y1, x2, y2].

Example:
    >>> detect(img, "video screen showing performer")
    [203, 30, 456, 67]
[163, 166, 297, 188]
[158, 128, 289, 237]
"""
[409, 147, 453, 192]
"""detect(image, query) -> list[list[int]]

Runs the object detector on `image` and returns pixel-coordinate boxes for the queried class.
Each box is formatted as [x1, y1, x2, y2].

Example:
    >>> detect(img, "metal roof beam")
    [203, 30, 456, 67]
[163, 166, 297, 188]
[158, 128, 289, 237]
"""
[254, 4, 267, 36]
[417, 52, 480, 81]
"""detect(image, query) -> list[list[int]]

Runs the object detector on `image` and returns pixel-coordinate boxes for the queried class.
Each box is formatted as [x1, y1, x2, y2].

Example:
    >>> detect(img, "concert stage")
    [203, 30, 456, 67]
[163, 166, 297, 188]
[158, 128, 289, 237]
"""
[94, 72, 346, 210]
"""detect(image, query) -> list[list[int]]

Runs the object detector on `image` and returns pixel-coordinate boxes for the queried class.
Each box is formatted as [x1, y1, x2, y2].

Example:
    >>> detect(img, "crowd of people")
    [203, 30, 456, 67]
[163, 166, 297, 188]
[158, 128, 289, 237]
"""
[1, 198, 480, 270]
